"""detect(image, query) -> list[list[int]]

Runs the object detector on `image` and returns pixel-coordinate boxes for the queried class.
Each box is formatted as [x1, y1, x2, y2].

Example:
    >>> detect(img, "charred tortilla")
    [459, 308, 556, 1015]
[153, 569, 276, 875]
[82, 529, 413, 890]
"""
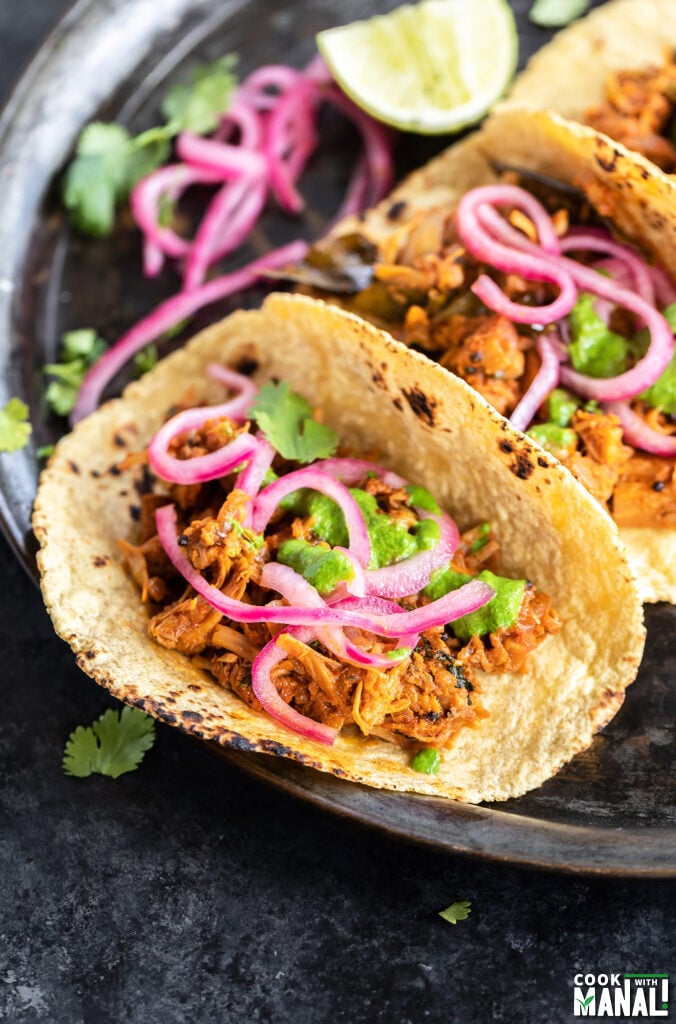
[324, 108, 676, 603]
[504, 0, 676, 156]
[34, 293, 644, 803]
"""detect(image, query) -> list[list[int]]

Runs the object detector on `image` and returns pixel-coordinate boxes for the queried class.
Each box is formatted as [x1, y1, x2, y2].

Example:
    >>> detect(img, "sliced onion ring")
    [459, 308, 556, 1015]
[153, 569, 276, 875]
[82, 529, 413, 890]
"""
[252, 467, 372, 569]
[509, 334, 562, 433]
[604, 401, 676, 457]
[252, 633, 337, 745]
[156, 505, 493, 638]
[147, 367, 259, 484]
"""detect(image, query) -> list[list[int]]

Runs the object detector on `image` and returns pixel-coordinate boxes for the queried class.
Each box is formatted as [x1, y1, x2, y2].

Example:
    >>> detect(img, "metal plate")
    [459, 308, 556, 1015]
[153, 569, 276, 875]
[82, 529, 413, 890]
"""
[0, 0, 673, 875]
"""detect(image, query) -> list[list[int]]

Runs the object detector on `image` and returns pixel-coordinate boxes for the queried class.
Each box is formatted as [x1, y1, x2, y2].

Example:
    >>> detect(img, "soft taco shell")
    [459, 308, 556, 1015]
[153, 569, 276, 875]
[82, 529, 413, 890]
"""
[34, 293, 644, 803]
[329, 108, 676, 602]
[503, 0, 676, 124]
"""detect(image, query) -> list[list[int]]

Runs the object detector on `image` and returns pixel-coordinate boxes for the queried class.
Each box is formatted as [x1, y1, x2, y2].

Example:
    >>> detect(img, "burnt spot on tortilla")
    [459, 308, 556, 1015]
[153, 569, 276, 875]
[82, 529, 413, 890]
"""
[133, 466, 154, 497]
[259, 739, 322, 770]
[227, 734, 257, 753]
[393, 397, 403, 411]
[129, 505, 141, 522]
[68, 460, 80, 475]
[537, 456, 548, 468]
[109, 463, 123, 477]
[402, 387, 436, 426]
[188, 684, 203, 693]
[236, 356, 259, 376]
[387, 199, 408, 221]
[372, 370, 386, 389]
[511, 452, 534, 480]
[595, 148, 620, 174]
[79, 650, 96, 661]
[500, 440, 513, 454]
[113, 432, 127, 448]
[90, 469, 101, 479]
[92, 555, 109, 568]
[182, 710, 203, 723]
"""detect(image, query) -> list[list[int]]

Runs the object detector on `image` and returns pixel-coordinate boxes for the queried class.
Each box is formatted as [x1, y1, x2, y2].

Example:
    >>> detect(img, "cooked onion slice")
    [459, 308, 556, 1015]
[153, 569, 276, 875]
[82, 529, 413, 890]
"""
[71, 241, 307, 423]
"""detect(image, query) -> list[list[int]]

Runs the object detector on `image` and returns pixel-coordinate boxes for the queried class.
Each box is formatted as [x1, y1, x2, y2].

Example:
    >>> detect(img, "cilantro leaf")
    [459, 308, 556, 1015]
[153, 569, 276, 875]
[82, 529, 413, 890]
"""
[63, 707, 156, 779]
[36, 444, 55, 460]
[249, 381, 339, 463]
[44, 329, 106, 416]
[162, 55, 238, 134]
[62, 122, 169, 236]
[529, 0, 590, 27]
[438, 900, 472, 925]
[0, 397, 32, 452]
[134, 343, 159, 377]
[62, 55, 237, 235]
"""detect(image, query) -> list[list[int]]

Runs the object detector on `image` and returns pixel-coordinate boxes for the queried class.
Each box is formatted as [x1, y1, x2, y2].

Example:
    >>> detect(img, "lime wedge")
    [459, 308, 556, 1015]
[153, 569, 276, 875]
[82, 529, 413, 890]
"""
[317, 0, 518, 135]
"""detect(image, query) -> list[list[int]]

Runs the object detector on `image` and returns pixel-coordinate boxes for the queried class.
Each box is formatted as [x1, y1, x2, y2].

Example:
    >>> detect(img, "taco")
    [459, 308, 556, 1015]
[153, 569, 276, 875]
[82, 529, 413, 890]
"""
[33, 293, 644, 803]
[295, 108, 676, 603]
[504, 0, 676, 172]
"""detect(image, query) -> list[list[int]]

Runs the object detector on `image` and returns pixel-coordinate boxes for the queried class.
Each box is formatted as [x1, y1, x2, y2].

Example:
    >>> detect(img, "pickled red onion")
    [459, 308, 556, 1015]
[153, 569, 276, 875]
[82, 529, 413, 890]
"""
[156, 504, 493, 638]
[264, 562, 415, 668]
[456, 189, 577, 325]
[604, 401, 676, 457]
[559, 229, 655, 306]
[365, 511, 458, 599]
[175, 132, 267, 179]
[509, 335, 561, 432]
[148, 419, 258, 485]
[71, 240, 308, 423]
[251, 467, 372, 569]
[130, 164, 226, 259]
[251, 634, 338, 745]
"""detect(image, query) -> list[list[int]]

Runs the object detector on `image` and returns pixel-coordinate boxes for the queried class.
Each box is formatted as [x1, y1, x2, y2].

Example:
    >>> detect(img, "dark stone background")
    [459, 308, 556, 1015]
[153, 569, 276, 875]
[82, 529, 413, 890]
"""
[0, 2, 673, 1022]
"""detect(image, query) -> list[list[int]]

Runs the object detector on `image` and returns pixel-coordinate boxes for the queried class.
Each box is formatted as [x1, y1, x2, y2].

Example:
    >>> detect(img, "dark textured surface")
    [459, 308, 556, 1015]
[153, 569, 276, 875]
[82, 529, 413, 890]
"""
[0, 2, 675, 1022]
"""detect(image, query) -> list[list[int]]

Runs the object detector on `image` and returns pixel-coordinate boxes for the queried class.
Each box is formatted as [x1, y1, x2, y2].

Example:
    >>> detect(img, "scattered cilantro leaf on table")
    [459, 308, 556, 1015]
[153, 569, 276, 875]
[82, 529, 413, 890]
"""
[529, 0, 590, 27]
[63, 55, 238, 235]
[162, 54, 238, 134]
[0, 397, 32, 452]
[249, 381, 339, 463]
[438, 900, 472, 925]
[63, 707, 156, 779]
[44, 329, 107, 416]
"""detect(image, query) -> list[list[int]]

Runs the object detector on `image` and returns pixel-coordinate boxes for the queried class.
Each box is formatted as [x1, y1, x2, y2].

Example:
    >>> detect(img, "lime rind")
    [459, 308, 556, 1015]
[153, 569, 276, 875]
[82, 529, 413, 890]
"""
[317, 0, 518, 135]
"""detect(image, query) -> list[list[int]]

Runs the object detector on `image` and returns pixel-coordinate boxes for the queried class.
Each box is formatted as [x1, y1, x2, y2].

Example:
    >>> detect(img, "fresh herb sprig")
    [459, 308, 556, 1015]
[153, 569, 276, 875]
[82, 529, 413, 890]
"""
[63, 707, 156, 779]
[249, 381, 339, 463]
[44, 329, 107, 416]
[0, 397, 32, 452]
[63, 55, 238, 236]
[438, 901, 472, 925]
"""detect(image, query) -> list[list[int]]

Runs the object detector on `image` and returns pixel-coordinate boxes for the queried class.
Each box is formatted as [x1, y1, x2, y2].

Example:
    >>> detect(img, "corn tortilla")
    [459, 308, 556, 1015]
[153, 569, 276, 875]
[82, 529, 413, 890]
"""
[34, 293, 645, 803]
[329, 108, 676, 602]
[503, 0, 676, 124]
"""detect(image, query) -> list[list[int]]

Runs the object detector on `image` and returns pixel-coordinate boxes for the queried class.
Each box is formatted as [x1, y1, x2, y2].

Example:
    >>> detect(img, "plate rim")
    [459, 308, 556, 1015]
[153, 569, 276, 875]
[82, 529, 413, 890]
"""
[0, 0, 673, 877]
